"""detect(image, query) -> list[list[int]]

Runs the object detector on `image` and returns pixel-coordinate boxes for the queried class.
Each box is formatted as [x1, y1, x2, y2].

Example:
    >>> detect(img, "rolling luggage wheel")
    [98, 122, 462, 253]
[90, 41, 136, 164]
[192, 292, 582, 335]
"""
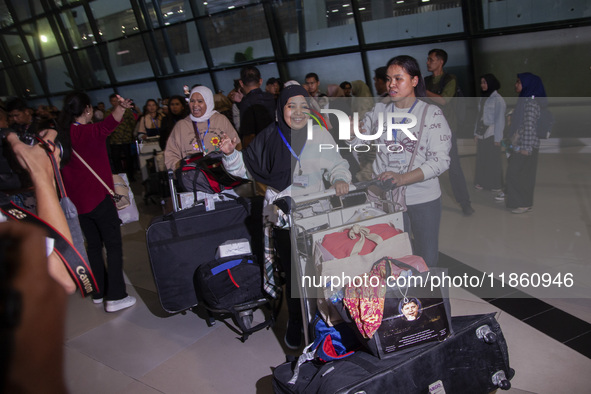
[238, 310, 254, 342]
[239, 310, 254, 329]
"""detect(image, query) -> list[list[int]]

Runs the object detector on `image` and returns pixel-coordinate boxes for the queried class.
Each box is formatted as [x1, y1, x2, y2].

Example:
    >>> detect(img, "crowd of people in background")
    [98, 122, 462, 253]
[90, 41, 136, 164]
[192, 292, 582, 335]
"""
[0, 49, 549, 357]
[0, 50, 549, 223]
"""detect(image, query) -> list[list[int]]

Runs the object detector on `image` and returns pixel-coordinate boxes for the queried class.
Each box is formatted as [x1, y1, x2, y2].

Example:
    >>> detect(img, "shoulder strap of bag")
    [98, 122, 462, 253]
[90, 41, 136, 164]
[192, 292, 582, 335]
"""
[72, 149, 118, 200]
[405, 104, 429, 173]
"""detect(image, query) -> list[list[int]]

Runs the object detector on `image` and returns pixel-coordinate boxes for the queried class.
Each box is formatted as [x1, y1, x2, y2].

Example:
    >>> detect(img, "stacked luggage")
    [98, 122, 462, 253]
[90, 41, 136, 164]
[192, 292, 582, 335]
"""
[146, 170, 273, 341]
[272, 184, 513, 393]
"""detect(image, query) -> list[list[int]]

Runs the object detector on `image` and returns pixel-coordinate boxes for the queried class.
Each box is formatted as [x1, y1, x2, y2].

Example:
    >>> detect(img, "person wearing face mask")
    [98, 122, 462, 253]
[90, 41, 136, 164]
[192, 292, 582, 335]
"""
[220, 84, 351, 350]
[164, 86, 240, 171]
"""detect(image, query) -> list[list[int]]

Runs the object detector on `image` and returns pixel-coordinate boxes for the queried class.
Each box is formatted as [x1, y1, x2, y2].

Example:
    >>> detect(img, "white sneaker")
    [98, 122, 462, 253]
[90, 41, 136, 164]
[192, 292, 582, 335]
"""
[494, 192, 505, 202]
[511, 207, 533, 214]
[105, 296, 137, 312]
[92, 297, 103, 304]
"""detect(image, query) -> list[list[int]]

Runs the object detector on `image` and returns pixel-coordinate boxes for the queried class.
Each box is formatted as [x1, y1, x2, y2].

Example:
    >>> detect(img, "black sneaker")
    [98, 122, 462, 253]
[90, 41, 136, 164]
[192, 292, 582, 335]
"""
[462, 204, 475, 216]
[284, 320, 302, 350]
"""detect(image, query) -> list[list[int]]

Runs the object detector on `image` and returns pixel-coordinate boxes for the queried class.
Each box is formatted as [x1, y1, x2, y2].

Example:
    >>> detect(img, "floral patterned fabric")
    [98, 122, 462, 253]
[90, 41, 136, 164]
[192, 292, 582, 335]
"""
[343, 258, 390, 338]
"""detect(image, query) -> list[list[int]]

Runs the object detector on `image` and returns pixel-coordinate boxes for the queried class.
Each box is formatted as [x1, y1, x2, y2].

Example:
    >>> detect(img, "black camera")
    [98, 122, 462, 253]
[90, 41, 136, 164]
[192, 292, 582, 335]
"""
[19, 130, 38, 146]
[1, 127, 37, 146]
[1, 127, 64, 160]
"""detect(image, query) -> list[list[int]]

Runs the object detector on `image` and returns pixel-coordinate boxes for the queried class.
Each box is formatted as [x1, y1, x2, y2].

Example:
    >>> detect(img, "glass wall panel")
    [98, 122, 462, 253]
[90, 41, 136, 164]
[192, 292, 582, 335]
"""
[90, 0, 137, 42]
[86, 88, 116, 109]
[0, 0, 14, 28]
[14, 63, 43, 97]
[22, 18, 61, 59]
[274, 0, 359, 55]
[106, 35, 154, 82]
[145, 0, 192, 27]
[161, 73, 213, 98]
[214, 63, 279, 97]
[201, 4, 274, 66]
[37, 56, 73, 93]
[481, 0, 590, 30]
[11, 0, 44, 21]
[3, 28, 30, 64]
[72, 46, 110, 89]
[156, 22, 205, 73]
[285, 53, 364, 91]
[60, 5, 98, 49]
[117, 81, 161, 104]
[360, 0, 463, 44]
[171, 22, 205, 71]
[0, 68, 16, 96]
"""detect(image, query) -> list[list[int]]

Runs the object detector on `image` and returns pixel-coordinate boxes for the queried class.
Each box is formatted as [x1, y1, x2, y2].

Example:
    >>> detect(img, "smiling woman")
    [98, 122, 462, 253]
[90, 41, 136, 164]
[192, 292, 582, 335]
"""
[218, 84, 351, 349]
[283, 95, 310, 130]
[164, 86, 240, 170]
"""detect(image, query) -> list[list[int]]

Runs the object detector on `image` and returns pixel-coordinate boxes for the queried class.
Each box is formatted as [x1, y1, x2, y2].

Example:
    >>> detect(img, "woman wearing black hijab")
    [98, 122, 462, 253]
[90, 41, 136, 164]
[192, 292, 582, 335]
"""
[220, 84, 351, 349]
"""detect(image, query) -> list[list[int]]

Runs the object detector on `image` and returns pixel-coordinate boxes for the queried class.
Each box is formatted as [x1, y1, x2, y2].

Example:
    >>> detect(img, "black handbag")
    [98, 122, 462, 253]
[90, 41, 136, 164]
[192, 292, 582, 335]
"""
[475, 119, 489, 136]
[195, 254, 264, 310]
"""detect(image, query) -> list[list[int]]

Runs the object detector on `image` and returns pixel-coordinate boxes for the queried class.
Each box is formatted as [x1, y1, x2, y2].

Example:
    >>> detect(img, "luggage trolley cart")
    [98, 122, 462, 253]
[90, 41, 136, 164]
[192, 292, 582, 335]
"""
[145, 171, 275, 342]
[288, 184, 404, 345]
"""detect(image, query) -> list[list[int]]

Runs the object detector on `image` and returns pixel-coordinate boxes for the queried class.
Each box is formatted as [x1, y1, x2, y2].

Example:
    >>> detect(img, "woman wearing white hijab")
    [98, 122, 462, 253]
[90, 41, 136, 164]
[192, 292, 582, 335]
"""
[164, 86, 240, 170]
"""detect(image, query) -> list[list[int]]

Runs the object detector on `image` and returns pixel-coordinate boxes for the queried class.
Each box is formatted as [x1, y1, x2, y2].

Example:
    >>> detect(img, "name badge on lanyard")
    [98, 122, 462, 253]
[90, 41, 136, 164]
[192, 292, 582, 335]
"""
[293, 175, 309, 188]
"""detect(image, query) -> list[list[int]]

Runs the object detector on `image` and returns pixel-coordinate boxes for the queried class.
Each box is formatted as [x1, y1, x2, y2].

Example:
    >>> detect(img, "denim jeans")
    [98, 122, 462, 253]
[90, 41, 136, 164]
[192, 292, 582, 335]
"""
[403, 197, 442, 267]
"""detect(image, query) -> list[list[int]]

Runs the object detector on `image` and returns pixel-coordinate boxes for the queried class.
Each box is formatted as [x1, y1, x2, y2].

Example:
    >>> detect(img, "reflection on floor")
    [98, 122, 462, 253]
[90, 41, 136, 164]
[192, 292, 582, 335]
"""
[63, 141, 591, 393]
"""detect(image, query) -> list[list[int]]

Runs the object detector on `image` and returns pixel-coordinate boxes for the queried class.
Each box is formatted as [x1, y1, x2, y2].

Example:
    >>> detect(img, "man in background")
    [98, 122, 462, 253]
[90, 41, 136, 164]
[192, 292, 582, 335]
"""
[105, 93, 138, 182]
[425, 48, 474, 216]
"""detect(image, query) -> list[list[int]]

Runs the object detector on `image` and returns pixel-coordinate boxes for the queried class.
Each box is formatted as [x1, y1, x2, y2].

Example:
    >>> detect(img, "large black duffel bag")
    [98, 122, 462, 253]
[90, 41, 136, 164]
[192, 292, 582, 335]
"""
[273, 313, 514, 394]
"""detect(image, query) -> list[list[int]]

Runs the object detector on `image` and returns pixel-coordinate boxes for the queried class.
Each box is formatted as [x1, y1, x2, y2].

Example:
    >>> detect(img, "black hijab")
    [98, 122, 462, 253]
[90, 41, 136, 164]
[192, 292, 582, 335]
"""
[243, 85, 310, 191]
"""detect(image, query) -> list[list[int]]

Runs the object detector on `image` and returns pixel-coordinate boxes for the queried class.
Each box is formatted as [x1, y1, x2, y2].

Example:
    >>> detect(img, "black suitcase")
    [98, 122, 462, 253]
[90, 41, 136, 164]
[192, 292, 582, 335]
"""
[146, 171, 272, 341]
[273, 313, 514, 394]
[146, 197, 254, 314]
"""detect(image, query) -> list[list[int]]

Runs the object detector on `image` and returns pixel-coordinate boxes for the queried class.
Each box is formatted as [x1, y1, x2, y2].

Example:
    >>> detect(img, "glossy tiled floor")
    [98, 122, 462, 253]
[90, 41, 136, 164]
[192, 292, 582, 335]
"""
[63, 140, 591, 394]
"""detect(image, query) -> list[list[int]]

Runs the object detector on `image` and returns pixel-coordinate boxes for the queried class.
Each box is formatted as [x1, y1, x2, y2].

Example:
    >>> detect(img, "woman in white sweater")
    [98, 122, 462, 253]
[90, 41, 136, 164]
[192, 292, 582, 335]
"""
[349, 55, 451, 267]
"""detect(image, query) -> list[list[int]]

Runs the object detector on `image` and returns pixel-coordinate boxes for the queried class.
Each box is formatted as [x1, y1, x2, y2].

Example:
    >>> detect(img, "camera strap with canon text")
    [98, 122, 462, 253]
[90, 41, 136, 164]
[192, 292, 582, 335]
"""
[0, 201, 98, 296]
[0, 136, 98, 296]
